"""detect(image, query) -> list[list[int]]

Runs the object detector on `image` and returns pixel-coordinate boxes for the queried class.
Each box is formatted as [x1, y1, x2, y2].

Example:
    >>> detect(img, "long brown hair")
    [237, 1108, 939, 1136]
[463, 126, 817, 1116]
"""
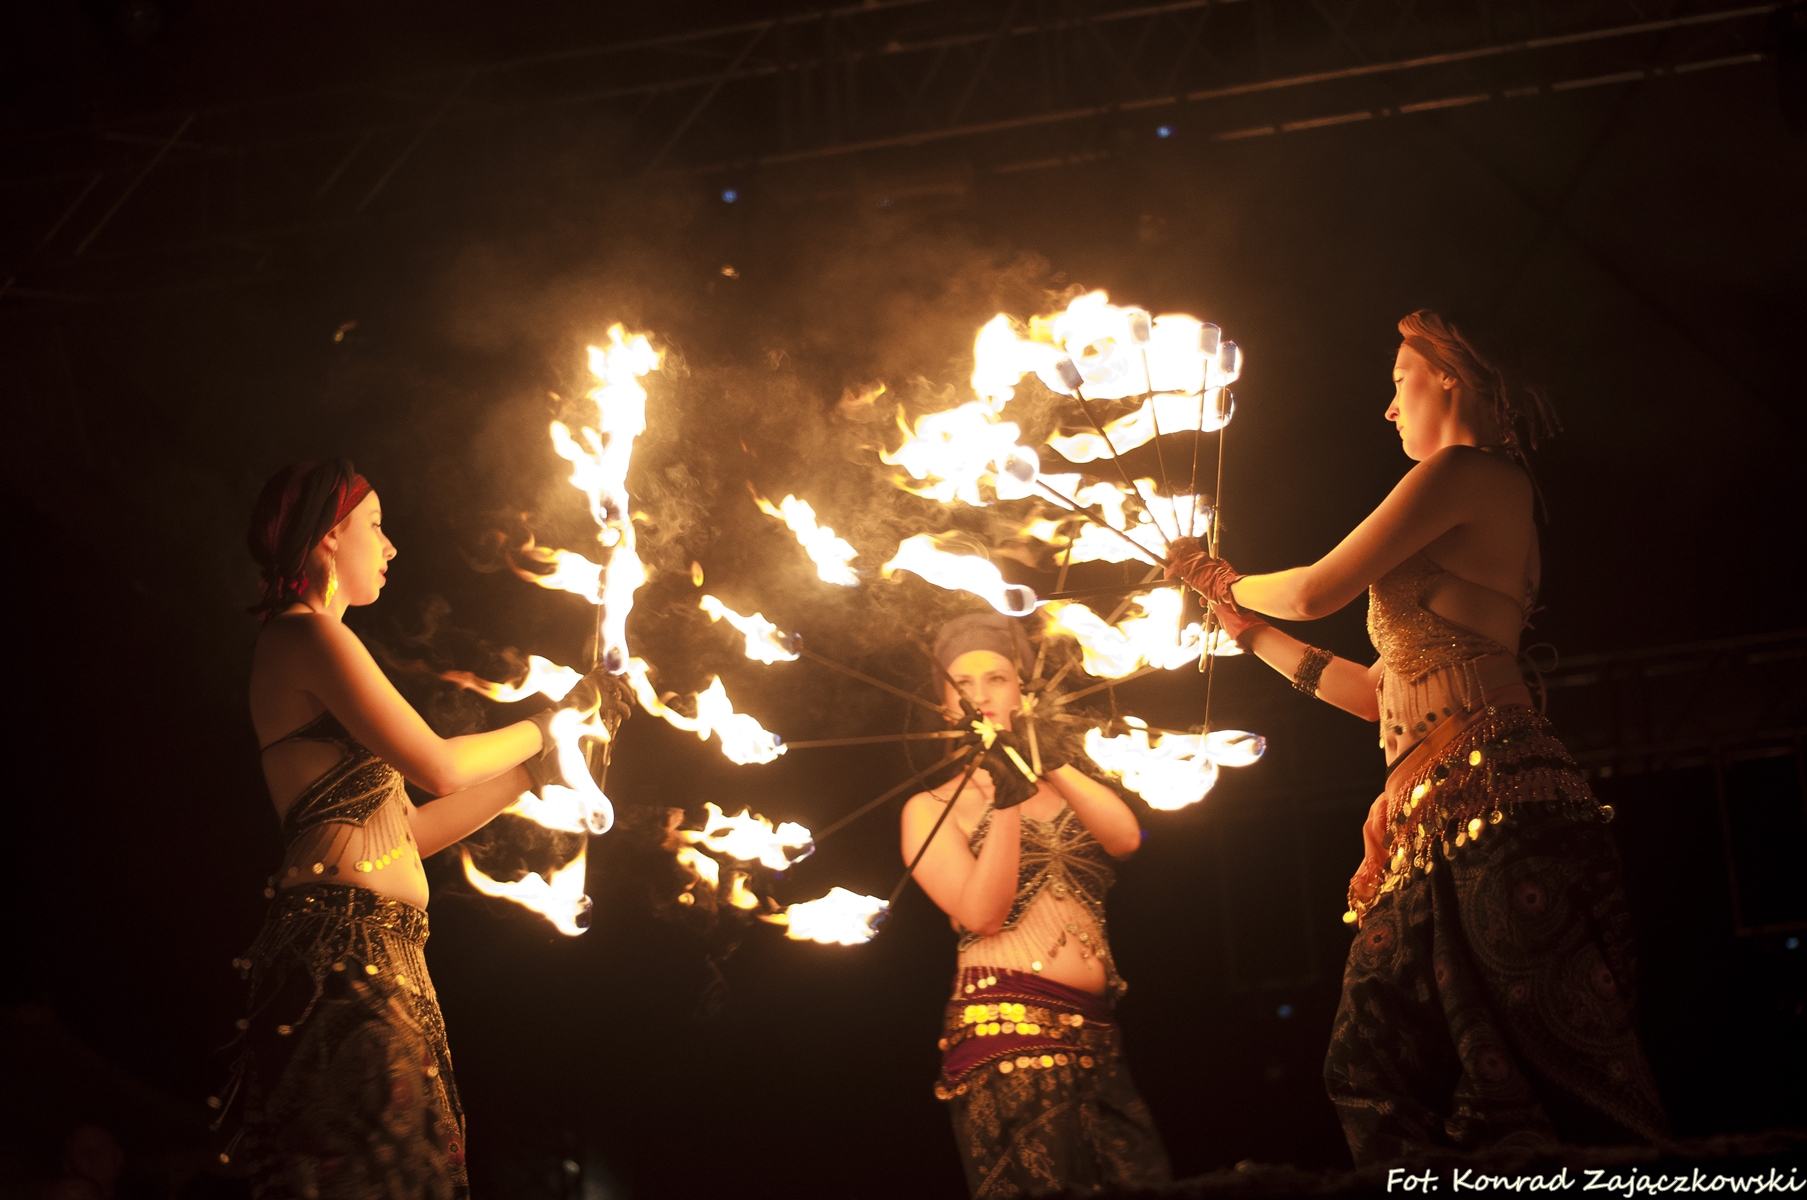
[1397, 310, 1560, 473]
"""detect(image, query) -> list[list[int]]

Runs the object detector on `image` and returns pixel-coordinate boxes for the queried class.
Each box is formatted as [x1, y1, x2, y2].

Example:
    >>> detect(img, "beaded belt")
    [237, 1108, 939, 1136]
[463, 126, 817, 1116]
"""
[267, 882, 429, 944]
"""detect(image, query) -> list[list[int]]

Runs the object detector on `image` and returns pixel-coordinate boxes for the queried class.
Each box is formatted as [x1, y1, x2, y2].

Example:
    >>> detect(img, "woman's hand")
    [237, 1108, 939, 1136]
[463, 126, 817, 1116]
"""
[1164, 537, 1242, 605]
[525, 665, 628, 791]
[1348, 792, 1390, 910]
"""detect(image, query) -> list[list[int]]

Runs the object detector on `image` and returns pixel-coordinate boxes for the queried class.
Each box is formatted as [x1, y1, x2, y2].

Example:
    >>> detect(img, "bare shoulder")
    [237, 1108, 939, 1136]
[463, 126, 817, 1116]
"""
[1417, 445, 1531, 500]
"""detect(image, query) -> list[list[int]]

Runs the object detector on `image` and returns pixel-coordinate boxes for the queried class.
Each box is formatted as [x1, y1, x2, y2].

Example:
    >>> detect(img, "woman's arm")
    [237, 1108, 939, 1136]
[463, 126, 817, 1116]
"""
[409, 765, 534, 858]
[281, 615, 542, 796]
[1042, 768, 1142, 858]
[901, 773, 1022, 935]
[1240, 624, 1381, 721]
[1231, 448, 1482, 621]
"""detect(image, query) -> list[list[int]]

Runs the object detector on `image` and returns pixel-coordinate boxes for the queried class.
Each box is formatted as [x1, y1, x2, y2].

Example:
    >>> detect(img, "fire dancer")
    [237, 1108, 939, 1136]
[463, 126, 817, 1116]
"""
[217, 460, 623, 1198]
[1167, 312, 1668, 1160]
[902, 612, 1171, 1197]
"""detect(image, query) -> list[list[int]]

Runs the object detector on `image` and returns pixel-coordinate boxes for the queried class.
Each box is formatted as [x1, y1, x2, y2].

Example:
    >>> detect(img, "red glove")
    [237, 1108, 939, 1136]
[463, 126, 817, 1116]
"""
[1165, 536, 1241, 605]
[1210, 599, 1270, 650]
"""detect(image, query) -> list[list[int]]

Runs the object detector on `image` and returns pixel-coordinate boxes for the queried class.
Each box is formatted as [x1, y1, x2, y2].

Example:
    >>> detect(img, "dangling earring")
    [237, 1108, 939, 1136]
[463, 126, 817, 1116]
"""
[323, 559, 339, 608]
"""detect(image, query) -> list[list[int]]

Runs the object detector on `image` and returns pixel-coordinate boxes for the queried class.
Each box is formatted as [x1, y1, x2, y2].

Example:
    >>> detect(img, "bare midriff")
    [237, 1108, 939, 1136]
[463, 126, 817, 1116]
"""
[958, 886, 1109, 996]
[264, 741, 430, 910]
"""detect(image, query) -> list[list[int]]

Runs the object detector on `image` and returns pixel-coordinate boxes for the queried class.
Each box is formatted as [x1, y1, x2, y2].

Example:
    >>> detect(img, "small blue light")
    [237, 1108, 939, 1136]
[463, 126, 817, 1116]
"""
[1788, 937, 1801, 950]
[1276, 1004, 1294, 1019]
[721, 189, 739, 203]
[1156, 125, 1174, 139]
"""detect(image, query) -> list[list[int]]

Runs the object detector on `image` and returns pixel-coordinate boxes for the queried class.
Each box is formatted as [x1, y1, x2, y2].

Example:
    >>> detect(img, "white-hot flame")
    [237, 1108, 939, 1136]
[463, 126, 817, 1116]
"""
[762, 887, 889, 945]
[700, 595, 799, 663]
[1046, 389, 1232, 463]
[753, 492, 860, 586]
[1084, 718, 1266, 810]
[678, 801, 813, 870]
[443, 654, 583, 704]
[1044, 588, 1217, 678]
[461, 843, 592, 936]
[881, 401, 1041, 506]
[622, 659, 786, 765]
[882, 534, 1037, 617]
[511, 538, 605, 603]
[1033, 477, 1174, 566]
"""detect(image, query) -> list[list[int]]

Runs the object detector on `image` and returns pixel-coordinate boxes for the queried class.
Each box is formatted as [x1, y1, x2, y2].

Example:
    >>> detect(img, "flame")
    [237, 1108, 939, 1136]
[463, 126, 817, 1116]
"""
[443, 654, 582, 703]
[882, 533, 1037, 617]
[461, 843, 592, 936]
[678, 801, 813, 870]
[700, 595, 799, 663]
[1044, 588, 1212, 678]
[1083, 718, 1266, 810]
[676, 844, 721, 889]
[511, 537, 605, 603]
[881, 401, 1041, 506]
[1046, 389, 1233, 463]
[1032, 477, 1174, 566]
[969, 292, 1236, 404]
[752, 492, 860, 586]
[622, 659, 786, 765]
[726, 871, 759, 910]
[762, 887, 889, 945]
[545, 324, 662, 671]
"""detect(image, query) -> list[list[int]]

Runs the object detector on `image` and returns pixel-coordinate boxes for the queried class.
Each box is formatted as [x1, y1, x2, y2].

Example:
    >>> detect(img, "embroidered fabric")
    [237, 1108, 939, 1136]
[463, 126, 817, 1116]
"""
[959, 803, 1124, 1000]
[267, 711, 419, 889]
[1368, 552, 1531, 761]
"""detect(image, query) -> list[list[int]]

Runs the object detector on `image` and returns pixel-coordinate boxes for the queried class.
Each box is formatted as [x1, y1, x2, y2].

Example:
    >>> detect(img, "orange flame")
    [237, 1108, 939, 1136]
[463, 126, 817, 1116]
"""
[880, 401, 1040, 506]
[752, 491, 860, 586]
[1044, 588, 1218, 678]
[443, 654, 583, 703]
[622, 659, 786, 765]
[678, 801, 813, 870]
[699, 595, 799, 663]
[511, 537, 605, 603]
[460, 843, 592, 936]
[882, 533, 1037, 617]
[761, 887, 889, 945]
[1083, 718, 1265, 810]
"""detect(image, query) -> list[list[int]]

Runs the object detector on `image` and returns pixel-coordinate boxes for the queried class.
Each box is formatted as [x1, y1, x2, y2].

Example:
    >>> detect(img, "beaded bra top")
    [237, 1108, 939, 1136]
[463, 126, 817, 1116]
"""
[959, 801, 1124, 998]
[262, 711, 417, 887]
[1368, 551, 1534, 761]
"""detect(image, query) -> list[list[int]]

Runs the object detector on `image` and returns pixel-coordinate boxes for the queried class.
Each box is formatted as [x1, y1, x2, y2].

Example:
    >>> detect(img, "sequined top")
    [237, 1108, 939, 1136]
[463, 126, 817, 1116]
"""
[264, 711, 419, 889]
[959, 801, 1124, 999]
[1368, 552, 1531, 762]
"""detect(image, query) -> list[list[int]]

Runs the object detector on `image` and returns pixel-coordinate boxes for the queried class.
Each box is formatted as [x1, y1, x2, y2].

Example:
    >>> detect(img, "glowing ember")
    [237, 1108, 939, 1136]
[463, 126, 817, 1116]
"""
[752, 491, 861, 586]
[622, 659, 787, 765]
[443, 654, 583, 703]
[700, 595, 799, 663]
[460, 843, 592, 936]
[1084, 718, 1265, 810]
[882, 533, 1037, 617]
[762, 887, 889, 945]
[679, 801, 813, 870]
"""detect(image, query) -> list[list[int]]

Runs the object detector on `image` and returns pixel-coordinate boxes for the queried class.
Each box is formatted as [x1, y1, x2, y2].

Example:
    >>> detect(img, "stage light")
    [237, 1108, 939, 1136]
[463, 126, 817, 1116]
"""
[1788, 937, 1801, 950]
[722, 188, 739, 203]
[1156, 125, 1174, 138]
[1276, 1004, 1295, 1018]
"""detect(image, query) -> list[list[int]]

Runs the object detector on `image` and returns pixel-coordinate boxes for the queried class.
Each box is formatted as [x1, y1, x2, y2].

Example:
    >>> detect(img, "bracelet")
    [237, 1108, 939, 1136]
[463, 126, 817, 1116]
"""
[1293, 645, 1333, 695]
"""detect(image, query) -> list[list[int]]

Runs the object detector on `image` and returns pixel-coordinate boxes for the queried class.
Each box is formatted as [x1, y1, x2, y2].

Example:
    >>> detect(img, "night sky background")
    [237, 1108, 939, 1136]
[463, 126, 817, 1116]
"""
[3, 2, 1805, 1197]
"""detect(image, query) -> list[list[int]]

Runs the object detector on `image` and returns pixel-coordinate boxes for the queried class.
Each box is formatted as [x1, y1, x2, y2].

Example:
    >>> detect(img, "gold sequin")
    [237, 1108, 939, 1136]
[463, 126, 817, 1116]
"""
[998, 1061, 1014, 1074]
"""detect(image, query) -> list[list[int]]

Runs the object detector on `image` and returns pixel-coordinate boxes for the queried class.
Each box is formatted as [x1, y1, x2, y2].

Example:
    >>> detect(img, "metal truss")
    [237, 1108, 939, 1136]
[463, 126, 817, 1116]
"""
[0, 0, 1783, 310]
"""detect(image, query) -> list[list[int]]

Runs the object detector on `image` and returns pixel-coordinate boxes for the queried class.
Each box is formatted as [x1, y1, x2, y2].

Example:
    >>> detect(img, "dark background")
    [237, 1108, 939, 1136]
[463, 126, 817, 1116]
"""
[3, 1, 1805, 1197]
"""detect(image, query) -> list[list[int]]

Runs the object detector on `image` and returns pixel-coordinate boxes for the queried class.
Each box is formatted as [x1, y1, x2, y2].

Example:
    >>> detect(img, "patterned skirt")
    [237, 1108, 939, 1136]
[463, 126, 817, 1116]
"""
[937, 968, 1170, 1198]
[1326, 706, 1669, 1163]
[217, 884, 466, 1200]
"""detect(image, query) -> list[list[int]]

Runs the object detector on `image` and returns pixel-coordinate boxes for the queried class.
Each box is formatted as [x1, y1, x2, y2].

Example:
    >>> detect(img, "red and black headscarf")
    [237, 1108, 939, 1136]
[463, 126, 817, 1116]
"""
[246, 459, 372, 619]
